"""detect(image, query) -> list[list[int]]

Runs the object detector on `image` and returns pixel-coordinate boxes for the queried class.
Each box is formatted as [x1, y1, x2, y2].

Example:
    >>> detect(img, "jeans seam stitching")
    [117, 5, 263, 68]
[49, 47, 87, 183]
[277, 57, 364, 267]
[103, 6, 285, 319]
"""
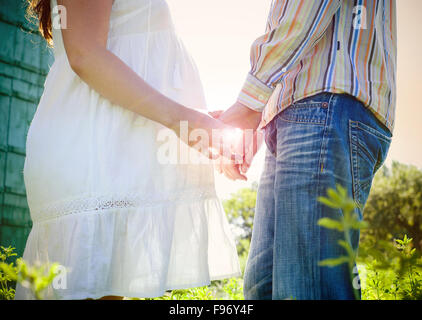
[290, 102, 328, 108]
[278, 117, 326, 125]
[352, 128, 377, 164]
[352, 120, 392, 143]
[315, 93, 333, 299]
[317, 94, 334, 176]
[349, 120, 363, 210]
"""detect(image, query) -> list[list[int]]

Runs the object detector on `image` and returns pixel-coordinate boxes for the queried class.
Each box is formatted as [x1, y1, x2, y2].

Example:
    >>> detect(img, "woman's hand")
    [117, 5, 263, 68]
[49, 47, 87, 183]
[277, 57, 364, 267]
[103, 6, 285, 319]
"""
[171, 112, 242, 160]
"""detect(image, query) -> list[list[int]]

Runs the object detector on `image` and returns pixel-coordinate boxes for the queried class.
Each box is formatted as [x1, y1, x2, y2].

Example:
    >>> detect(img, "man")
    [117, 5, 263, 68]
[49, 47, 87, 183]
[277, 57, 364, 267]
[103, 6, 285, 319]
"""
[215, 0, 396, 299]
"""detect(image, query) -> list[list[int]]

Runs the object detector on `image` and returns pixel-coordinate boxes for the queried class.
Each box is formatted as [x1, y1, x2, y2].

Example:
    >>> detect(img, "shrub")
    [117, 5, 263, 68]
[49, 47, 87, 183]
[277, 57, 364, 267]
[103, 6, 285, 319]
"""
[359, 235, 422, 300]
[362, 162, 422, 252]
[0, 246, 59, 300]
[317, 184, 422, 300]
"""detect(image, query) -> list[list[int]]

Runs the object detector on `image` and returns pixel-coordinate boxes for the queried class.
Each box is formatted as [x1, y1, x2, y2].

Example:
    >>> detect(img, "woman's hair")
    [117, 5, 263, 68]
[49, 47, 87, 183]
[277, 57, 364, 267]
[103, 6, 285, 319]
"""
[26, 0, 53, 45]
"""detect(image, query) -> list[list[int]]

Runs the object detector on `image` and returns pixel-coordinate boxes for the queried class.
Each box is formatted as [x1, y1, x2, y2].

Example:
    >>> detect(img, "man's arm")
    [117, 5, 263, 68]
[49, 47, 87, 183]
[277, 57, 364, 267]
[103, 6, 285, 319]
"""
[217, 0, 341, 180]
[238, 0, 341, 114]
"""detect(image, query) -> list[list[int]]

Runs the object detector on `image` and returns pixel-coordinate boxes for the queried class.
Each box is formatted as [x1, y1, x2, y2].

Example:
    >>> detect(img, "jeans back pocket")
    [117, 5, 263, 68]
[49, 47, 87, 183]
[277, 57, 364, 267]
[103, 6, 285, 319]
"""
[349, 120, 391, 210]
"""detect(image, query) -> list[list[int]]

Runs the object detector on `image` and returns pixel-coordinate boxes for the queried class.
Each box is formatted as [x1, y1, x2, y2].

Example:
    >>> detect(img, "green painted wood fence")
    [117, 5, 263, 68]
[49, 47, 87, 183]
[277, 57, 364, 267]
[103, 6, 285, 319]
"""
[0, 0, 53, 258]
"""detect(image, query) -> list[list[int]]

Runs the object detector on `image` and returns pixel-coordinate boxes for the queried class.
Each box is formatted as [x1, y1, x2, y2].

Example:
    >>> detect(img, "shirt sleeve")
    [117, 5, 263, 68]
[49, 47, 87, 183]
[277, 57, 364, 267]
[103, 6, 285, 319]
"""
[238, 0, 341, 112]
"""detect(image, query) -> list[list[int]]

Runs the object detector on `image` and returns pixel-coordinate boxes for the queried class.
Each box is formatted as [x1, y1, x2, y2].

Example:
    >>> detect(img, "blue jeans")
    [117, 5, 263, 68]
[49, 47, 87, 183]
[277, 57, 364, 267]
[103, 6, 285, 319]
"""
[243, 93, 392, 300]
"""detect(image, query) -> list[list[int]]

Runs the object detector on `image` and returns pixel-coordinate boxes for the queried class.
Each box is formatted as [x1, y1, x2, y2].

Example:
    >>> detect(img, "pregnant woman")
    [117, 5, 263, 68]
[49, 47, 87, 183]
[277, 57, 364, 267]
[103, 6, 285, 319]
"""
[15, 0, 241, 299]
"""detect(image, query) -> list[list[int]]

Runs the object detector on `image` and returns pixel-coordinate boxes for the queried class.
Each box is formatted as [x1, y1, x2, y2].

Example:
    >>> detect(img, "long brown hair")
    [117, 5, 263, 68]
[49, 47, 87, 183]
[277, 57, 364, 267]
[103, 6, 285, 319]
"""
[26, 0, 53, 45]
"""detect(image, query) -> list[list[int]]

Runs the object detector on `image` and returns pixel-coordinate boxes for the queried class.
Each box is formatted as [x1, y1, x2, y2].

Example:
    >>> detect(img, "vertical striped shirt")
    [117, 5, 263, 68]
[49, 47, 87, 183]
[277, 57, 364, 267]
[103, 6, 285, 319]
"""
[237, 0, 397, 133]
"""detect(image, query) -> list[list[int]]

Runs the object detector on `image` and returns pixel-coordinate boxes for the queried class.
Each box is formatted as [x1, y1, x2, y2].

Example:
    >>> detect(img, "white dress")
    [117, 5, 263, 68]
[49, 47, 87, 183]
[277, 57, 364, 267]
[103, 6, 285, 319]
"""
[15, 0, 240, 300]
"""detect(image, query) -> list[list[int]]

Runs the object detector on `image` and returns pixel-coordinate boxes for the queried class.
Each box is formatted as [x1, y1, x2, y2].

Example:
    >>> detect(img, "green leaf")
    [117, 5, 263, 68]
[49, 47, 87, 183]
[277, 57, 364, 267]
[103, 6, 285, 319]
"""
[318, 256, 350, 267]
[317, 197, 340, 209]
[317, 218, 344, 231]
[350, 219, 369, 230]
[338, 240, 355, 258]
[327, 188, 343, 205]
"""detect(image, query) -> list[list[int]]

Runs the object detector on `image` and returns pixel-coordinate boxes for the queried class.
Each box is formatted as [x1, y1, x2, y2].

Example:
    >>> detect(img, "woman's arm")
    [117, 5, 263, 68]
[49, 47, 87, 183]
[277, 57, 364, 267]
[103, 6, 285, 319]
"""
[57, 0, 228, 156]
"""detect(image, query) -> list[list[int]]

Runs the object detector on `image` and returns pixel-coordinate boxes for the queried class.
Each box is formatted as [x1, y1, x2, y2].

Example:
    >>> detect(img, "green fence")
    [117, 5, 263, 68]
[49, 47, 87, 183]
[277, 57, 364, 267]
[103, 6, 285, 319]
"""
[0, 0, 53, 258]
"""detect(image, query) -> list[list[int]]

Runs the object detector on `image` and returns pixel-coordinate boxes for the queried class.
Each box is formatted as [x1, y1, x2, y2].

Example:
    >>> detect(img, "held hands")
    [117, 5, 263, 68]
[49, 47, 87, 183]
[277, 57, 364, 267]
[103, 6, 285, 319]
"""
[209, 102, 264, 181]
[212, 125, 263, 181]
[170, 111, 244, 161]
[169, 102, 263, 181]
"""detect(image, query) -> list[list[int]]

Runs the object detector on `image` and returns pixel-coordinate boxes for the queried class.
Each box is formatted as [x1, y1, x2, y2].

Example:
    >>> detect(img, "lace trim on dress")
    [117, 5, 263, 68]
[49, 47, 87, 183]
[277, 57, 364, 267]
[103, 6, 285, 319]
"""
[32, 186, 218, 223]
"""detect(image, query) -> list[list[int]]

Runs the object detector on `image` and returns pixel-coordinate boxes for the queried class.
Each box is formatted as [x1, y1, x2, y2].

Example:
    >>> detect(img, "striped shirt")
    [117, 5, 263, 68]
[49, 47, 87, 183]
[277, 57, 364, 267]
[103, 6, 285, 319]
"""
[237, 0, 397, 133]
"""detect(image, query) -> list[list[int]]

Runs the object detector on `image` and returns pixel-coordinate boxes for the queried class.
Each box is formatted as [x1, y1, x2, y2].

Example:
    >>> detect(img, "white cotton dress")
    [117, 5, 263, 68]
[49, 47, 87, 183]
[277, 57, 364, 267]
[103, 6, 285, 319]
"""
[14, 0, 240, 300]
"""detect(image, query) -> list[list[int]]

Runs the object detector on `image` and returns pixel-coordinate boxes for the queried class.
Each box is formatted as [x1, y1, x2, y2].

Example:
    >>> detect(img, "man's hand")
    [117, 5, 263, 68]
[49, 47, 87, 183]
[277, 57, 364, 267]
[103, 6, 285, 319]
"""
[209, 101, 262, 130]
